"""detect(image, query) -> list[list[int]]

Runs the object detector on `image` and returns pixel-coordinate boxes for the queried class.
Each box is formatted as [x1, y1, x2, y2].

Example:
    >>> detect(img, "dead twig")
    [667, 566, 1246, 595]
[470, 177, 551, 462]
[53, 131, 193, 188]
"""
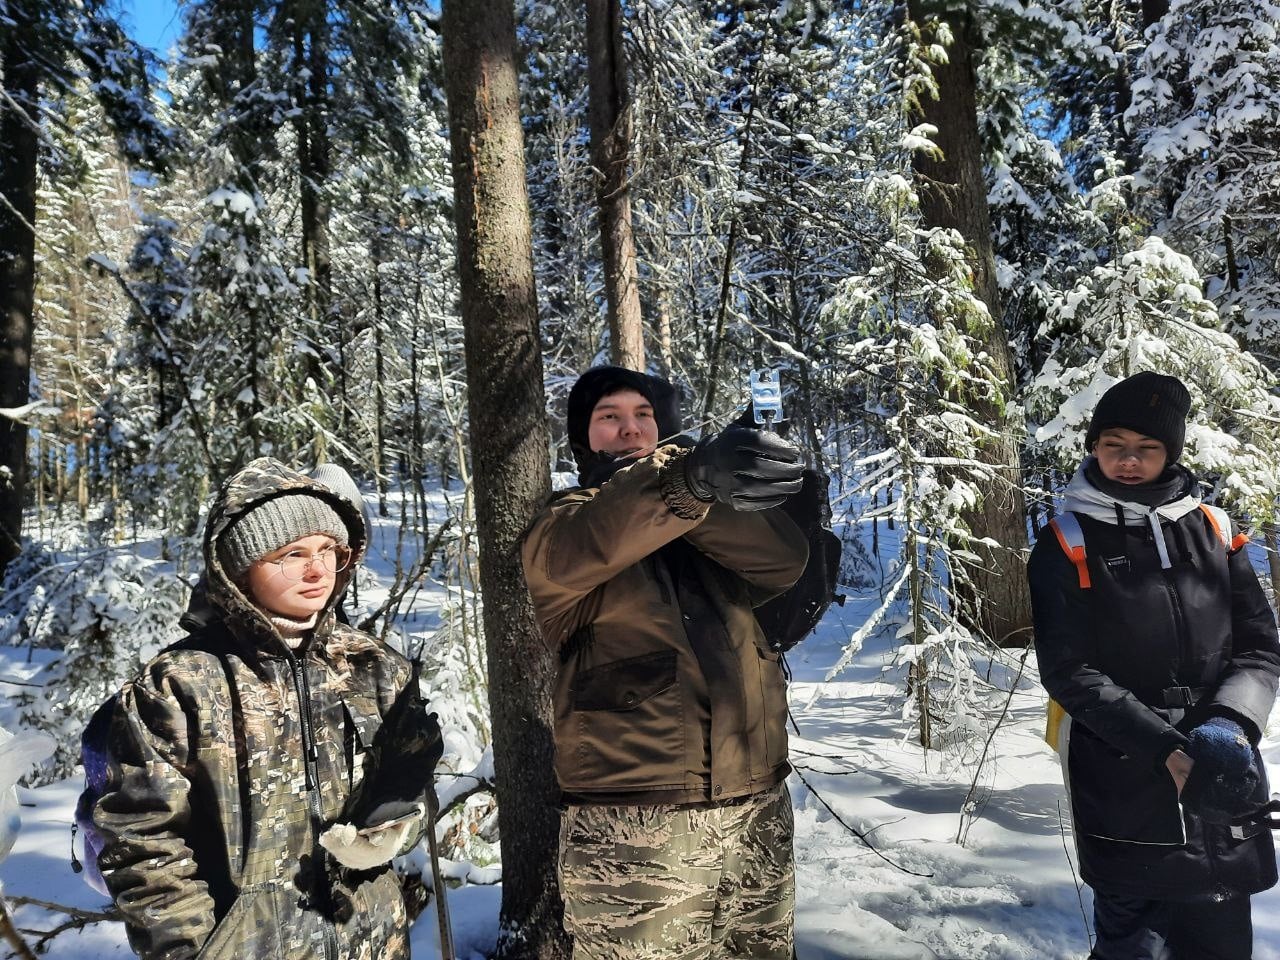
[956, 643, 1032, 845]
[4, 895, 117, 957]
[358, 518, 453, 635]
[0, 897, 38, 960]
[1057, 800, 1093, 952]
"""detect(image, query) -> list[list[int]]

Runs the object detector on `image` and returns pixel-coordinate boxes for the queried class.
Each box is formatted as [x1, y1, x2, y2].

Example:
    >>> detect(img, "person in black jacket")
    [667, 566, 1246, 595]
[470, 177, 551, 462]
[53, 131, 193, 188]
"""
[1029, 372, 1280, 960]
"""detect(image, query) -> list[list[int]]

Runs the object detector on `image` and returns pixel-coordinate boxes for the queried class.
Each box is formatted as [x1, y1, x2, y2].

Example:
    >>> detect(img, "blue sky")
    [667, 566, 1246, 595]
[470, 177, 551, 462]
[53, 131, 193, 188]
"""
[121, 0, 182, 56]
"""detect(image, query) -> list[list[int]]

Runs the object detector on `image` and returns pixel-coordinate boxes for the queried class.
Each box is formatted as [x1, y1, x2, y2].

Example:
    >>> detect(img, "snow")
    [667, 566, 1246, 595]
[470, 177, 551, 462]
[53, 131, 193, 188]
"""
[84, 253, 120, 275]
[4, 491, 1280, 960]
[0, 728, 55, 866]
[204, 187, 258, 221]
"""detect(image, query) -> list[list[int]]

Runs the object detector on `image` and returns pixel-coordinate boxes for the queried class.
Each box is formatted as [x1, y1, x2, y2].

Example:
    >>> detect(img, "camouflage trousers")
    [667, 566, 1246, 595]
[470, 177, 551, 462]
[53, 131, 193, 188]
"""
[558, 781, 794, 960]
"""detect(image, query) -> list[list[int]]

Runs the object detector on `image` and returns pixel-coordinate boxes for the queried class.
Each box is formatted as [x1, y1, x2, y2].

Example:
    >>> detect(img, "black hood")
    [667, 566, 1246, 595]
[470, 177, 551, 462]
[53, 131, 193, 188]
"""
[566, 367, 682, 482]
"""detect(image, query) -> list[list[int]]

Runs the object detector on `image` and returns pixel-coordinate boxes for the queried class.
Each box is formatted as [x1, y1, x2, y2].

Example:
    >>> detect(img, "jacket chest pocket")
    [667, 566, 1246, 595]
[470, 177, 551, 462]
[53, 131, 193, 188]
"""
[342, 696, 382, 791]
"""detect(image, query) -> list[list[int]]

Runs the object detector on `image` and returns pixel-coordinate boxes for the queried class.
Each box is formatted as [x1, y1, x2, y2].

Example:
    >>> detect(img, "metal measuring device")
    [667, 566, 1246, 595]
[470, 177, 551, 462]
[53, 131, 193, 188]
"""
[750, 368, 784, 431]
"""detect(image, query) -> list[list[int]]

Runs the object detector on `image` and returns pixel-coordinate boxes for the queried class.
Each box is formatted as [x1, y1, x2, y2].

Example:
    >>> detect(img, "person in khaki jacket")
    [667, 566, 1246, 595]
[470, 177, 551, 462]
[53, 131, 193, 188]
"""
[522, 366, 809, 959]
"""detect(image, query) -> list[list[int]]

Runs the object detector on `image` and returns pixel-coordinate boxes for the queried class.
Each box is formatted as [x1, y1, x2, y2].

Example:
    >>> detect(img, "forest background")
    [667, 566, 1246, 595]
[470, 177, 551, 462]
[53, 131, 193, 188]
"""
[1, 0, 1279, 957]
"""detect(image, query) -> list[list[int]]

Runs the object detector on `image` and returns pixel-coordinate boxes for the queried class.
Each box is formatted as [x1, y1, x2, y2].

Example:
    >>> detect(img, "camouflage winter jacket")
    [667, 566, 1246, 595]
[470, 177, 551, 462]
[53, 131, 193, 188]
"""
[92, 459, 424, 960]
[522, 444, 809, 805]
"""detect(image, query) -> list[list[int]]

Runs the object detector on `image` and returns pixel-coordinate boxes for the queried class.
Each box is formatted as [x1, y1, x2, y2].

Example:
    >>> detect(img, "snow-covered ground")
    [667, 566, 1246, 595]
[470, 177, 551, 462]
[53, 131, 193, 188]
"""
[3, 491, 1280, 959]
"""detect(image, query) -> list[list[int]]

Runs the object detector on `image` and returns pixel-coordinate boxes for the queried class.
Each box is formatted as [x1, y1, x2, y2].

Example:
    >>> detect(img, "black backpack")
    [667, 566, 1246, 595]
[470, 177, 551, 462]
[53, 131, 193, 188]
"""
[754, 466, 844, 653]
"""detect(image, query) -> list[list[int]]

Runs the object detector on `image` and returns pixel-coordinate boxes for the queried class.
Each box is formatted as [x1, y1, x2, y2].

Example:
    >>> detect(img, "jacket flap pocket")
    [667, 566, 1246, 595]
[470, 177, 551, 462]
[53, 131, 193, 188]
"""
[574, 651, 677, 712]
[342, 696, 382, 750]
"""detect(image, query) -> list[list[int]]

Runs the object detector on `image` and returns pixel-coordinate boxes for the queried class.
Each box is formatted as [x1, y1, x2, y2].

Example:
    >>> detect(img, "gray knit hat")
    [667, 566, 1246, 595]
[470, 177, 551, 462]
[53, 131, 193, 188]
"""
[218, 492, 350, 578]
[310, 463, 369, 536]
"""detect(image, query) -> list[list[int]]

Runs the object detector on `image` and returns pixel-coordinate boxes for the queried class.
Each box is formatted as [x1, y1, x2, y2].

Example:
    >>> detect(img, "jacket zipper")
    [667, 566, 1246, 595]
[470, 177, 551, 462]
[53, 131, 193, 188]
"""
[1151, 513, 1190, 680]
[289, 655, 339, 960]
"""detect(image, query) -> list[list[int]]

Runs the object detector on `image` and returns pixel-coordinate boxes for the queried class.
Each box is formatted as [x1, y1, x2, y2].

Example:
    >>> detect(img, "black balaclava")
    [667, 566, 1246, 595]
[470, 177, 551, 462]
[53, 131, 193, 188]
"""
[567, 366, 682, 486]
[1084, 371, 1192, 463]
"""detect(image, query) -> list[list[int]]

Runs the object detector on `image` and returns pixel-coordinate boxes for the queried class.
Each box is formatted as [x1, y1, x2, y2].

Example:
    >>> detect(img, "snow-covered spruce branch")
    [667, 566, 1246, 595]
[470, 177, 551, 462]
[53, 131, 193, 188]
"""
[823, 566, 912, 682]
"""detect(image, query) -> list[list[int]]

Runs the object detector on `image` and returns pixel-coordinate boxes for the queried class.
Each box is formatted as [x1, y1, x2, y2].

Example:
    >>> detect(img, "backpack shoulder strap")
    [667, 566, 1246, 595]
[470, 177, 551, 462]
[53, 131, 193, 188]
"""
[1048, 512, 1091, 589]
[1199, 503, 1249, 552]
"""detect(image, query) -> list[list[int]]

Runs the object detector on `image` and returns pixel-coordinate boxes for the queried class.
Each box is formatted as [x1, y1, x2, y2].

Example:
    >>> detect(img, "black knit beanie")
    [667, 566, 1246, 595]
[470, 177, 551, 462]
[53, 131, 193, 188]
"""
[1085, 372, 1192, 463]
[566, 367, 682, 479]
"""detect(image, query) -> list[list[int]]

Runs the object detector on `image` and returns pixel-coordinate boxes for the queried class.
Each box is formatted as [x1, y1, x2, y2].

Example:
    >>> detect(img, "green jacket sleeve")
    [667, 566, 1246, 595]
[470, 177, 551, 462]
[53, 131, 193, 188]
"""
[93, 675, 216, 960]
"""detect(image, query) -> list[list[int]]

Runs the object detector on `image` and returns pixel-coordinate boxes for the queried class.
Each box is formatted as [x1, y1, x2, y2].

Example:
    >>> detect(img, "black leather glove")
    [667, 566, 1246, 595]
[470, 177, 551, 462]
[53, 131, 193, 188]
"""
[684, 425, 804, 511]
[1181, 717, 1260, 826]
[342, 663, 444, 829]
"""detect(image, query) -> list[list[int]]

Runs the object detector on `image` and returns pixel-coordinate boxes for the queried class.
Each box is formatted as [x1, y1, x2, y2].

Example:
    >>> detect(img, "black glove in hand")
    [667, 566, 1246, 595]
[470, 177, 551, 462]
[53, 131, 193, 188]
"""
[343, 663, 444, 829]
[685, 425, 804, 511]
[1181, 717, 1260, 826]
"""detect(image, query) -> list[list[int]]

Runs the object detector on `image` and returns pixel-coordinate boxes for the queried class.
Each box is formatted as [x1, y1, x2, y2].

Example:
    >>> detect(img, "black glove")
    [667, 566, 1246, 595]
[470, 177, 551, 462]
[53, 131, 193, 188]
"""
[1181, 717, 1260, 826]
[342, 662, 444, 829]
[685, 425, 804, 511]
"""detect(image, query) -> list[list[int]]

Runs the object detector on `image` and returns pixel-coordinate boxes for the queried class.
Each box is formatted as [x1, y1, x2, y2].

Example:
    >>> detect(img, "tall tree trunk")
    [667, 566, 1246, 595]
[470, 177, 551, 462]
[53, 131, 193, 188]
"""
[291, 1, 333, 395]
[371, 232, 389, 518]
[440, 2, 567, 957]
[907, 2, 1032, 646]
[0, 9, 40, 576]
[585, 0, 644, 369]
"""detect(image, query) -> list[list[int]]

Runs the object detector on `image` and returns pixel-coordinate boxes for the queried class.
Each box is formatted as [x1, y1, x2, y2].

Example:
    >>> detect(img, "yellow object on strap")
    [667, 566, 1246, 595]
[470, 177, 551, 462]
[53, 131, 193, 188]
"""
[1045, 697, 1067, 750]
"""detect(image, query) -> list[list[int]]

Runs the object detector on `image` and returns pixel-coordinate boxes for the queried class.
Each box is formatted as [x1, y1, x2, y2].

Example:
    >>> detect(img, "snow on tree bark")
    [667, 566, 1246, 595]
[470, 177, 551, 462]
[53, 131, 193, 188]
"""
[0, 5, 40, 577]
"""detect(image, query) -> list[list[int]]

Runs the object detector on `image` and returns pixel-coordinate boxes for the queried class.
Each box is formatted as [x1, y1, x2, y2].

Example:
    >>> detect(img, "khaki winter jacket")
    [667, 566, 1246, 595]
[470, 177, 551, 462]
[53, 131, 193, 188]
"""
[92, 460, 422, 960]
[522, 444, 809, 805]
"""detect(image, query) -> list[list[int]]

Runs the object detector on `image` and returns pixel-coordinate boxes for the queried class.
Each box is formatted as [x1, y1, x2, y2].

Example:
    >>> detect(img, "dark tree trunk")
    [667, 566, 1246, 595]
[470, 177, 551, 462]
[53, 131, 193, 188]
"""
[440, 2, 567, 957]
[585, 0, 644, 369]
[371, 231, 389, 518]
[908, 2, 1032, 646]
[288, 0, 333, 397]
[1142, 0, 1169, 27]
[0, 10, 40, 576]
[1111, 0, 1169, 171]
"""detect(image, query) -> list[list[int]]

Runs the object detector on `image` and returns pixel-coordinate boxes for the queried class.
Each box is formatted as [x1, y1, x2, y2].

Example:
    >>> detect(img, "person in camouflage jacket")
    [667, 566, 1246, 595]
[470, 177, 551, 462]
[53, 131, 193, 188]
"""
[90, 458, 437, 960]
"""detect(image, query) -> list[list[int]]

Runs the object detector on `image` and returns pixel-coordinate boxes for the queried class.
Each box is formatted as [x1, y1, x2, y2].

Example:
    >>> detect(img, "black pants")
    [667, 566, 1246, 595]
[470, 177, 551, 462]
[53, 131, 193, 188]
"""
[1090, 890, 1253, 960]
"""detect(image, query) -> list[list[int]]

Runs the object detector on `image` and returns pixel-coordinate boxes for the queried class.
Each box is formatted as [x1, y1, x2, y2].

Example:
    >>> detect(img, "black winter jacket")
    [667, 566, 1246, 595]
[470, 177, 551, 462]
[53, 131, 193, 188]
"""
[1029, 463, 1280, 900]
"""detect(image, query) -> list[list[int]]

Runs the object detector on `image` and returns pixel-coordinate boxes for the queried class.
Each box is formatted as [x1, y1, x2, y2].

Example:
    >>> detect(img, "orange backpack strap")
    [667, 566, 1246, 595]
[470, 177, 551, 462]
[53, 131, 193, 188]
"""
[1048, 513, 1091, 589]
[1199, 503, 1248, 552]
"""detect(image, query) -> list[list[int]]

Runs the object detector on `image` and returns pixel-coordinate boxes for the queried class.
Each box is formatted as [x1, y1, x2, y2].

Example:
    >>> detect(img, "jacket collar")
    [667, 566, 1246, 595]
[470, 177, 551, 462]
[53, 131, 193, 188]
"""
[1062, 458, 1202, 526]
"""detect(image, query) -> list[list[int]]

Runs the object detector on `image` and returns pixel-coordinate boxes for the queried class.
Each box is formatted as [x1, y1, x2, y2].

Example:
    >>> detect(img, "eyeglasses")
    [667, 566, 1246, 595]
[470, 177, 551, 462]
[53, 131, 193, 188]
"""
[261, 545, 352, 582]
